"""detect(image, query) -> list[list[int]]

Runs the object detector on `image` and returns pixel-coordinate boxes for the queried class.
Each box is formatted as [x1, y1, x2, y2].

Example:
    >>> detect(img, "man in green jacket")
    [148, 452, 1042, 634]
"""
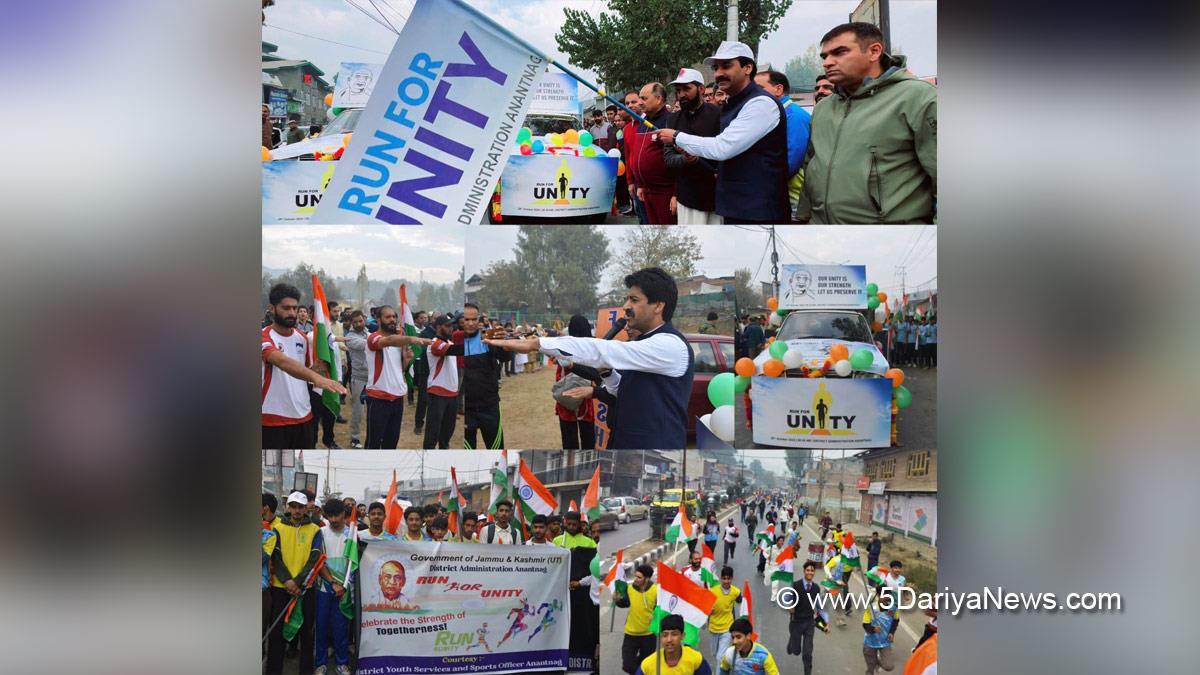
[798, 22, 937, 224]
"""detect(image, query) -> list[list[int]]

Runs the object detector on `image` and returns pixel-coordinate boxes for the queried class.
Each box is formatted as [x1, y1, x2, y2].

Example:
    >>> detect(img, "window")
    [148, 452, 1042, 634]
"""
[880, 458, 896, 479]
[718, 342, 734, 369]
[865, 463, 878, 480]
[577, 449, 595, 465]
[691, 342, 720, 372]
[907, 451, 930, 477]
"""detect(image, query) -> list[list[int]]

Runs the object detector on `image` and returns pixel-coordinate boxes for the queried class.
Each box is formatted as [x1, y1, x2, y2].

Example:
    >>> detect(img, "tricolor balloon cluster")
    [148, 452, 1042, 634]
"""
[729, 288, 912, 410]
[514, 126, 625, 175]
[700, 373, 737, 443]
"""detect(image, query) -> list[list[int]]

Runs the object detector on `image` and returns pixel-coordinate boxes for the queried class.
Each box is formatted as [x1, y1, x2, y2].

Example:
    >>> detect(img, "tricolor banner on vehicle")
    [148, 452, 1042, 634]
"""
[356, 541, 571, 674]
[312, 0, 548, 225]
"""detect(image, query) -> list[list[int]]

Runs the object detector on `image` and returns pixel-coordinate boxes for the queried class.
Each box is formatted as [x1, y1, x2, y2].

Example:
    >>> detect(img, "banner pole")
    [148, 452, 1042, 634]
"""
[547, 59, 657, 130]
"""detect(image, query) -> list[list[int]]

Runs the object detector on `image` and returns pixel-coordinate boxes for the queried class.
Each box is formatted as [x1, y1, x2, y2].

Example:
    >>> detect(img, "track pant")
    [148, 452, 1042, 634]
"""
[366, 397, 404, 449]
[265, 586, 315, 674]
[464, 405, 503, 449]
[560, 419, 596, 450]
[313, 589, 349, 668]
[348, 375, 366, 442]
[262, 419, 314, 449]
[423, 394, 457, 449]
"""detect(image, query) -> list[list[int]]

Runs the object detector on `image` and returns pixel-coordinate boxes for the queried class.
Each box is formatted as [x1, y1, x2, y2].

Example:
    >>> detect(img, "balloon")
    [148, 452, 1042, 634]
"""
[768, 340, 789, 360]
[517, 127, 532, 143]
[699, 413, 713, 432]
[877, 292, 888, 303]
[894, 385, 912, 409]
[782, 348, 805, 370]
[550, 133, 564, 146]
[868, 296, 880, 310]
[829, 344, 850, 362]
[866, 282, 878, 296]
[768, 312, 782, 327]
[617, 161, 626, 176]
[707, 372, 735, 408]
[531, 139, 545, 154]
[850, 349, 874, 371]
[324, 92, 333, 107]
[766, 336, 775, 344]
[582, 146, 598, 157]
[834, 359, 852, 376]
[331, 107, 345, 116]
[326, 108, 336, 121]
[734, 375, 750, 393]
[775, 307, 788, 316]
[875, 305, 888, 323]
[885, 368, 905, 388]
[762, 359, 785, 377]
[871, 320, 883, 332]
[564, 129, 580, 144]
[579, 131, 593, 147]
[766, 297, 779, 311]
[519, 144, 533, 155]
[607, 147, 621, 158]
[342, 133, 352, 146]
[710, 405, 735, 442]
[261, 146, 272, 161]
[734, 357, 757, 377]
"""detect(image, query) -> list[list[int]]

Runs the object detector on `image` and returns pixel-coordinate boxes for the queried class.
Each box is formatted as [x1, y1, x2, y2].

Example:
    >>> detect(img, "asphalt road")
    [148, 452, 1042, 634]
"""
[599, 514, 925, 675]
[744, 366, 937, 450]
[599, 510, 654, 560]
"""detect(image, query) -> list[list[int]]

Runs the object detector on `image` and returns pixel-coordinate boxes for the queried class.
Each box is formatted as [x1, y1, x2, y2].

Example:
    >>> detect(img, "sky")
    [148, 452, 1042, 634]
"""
[262, 0, 936, 96]
[291, 449, 513, 502]
[262, 224, 465, 283]
[467, 225, 936, 298]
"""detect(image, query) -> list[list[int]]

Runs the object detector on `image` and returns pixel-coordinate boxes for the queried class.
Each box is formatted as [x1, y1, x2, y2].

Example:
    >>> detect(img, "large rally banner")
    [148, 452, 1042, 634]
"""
[262, 162, 335, 223]
[778, 264, 868, 309]
[530, 72, 581, 115]
[312, 0, 547, 225]
[357, 541, 570, 674]
[751, 377, 892, 448]
[500, 155, 617, 217]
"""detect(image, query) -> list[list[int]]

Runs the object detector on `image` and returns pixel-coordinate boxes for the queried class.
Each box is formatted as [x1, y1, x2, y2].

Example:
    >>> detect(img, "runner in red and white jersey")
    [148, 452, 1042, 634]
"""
[421, 314, 462, 448]
[261, 283, 347, 449]
[363, 304, 432, 449]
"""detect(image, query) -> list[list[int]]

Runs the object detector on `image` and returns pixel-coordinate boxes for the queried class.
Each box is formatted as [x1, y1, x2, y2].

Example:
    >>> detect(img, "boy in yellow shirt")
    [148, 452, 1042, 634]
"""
[707, 566, 742, 665]
[614, 563, 659, 674]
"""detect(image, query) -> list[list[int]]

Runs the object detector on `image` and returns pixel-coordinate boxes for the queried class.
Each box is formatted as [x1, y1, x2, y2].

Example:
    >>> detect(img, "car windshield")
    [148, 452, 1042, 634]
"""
[602, 498, 621, 507]
[778, 311, 872, 342]
[524, 115, 579, 137]
[320, 108, 362, 136]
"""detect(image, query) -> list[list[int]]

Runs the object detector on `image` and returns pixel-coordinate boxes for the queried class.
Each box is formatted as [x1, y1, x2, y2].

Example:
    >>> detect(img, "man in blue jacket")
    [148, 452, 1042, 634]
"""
[755, 70, 811, 220]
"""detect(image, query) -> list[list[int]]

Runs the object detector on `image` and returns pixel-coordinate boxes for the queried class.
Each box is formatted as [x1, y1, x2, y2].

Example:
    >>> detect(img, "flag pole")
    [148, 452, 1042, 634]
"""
[547, 58, 657, 130]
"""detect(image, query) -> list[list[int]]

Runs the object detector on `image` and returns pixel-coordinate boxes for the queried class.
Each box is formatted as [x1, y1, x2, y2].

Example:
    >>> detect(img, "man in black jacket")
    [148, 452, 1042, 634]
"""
[460, 302, 512, 449]
[663, 68, 722, 224]
[412, 310, 434, 435]
[788, 560, 830, 675]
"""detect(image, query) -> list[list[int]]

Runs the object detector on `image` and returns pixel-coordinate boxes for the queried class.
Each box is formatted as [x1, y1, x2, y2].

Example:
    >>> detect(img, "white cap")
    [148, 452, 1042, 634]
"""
[703, 41, 756, 66]
[287, 491, 309, 506]
[668, 68, 705, 86]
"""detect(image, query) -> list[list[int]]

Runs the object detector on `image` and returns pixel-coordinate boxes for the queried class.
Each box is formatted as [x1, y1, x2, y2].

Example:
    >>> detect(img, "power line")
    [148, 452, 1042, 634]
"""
[263, 24, 391, 55]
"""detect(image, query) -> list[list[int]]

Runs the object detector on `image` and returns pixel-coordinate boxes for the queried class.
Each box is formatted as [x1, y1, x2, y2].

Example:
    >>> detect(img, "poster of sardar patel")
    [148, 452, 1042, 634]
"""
[356, 541, 573, 674]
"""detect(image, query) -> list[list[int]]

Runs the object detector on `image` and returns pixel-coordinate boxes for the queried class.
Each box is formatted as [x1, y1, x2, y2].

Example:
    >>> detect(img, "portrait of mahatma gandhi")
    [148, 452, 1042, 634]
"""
[379, 560, 406, 601]
[786, 269, 813, 301]
[346, 68, 373, 96]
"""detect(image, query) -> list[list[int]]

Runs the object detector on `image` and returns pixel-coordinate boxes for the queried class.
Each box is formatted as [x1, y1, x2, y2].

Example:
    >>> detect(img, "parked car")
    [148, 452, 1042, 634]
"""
[604, 496, 649, 523]
[685, 333, 735, 439]
[592, 502, 620, 531]
[752, 310, 888, 377]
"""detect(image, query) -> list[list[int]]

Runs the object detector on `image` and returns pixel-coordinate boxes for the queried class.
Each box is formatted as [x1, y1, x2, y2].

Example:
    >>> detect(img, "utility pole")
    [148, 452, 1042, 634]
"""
[880, 0, 892, 57]
[769, 226, 780, 300]
[324, 450, 331, 498]
[816, 449, 826, 515]
[726, 0, 739, 41]
[419, 450, 426, 504]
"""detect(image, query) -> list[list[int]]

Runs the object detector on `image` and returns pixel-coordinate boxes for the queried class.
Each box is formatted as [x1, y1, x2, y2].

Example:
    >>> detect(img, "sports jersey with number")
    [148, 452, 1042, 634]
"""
[261, 326, 312, 426]
[366, 332, 409, 399]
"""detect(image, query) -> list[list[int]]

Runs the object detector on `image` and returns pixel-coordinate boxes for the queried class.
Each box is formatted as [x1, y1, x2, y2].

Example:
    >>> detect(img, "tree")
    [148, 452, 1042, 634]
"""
[556, 0, 795, 95]
[733, 267, 763, 314]
[612, 226, 702, 287]
[474, 260, 529, 313]
[263, 263, 341, 308]
[514, 225, 611, 316]
[784, 449, 810, 482]
[748, 459, 765, 483]
[782, 44, 822, 93]
[355, 265, 369, 309]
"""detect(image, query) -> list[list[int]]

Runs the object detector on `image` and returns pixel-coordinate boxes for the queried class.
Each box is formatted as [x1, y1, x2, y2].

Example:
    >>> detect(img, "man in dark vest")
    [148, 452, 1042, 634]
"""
[655, 41, 790, 224]
[484, 267, 694, 449]
[663, 67, 722, 224]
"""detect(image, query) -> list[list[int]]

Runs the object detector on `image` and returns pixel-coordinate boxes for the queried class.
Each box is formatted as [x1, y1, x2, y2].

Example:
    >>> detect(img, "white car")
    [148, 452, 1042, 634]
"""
[603, 496, 648, 523]
[752, 310, 889, 377]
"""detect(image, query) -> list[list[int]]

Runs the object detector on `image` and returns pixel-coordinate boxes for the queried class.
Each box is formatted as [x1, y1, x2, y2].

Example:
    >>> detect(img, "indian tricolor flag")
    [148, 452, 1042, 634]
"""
[755, 523, 776, 554]
[821, 554, 844, 593]
[515, 457, 558, 523]
[569, 499, 580, 516]
[651, 561, 716, 649]
[603, 549, 628, 597]
[771, 545, 795, 584]
[865, 565, 890, 587]
[446, 467, 466, 537]
[398, 284, 422, 386]
[905, 632, 937, 675]
[310, 274, 342, 417]
[699, 541, 720, 587]
[665, 502, 694, 543]
[383, 469, 402, 536]
[487, 450, 509, 522]
[582, 464, 601, 523]
[740, 580, 758, 641]
[338, 519, 359, 620]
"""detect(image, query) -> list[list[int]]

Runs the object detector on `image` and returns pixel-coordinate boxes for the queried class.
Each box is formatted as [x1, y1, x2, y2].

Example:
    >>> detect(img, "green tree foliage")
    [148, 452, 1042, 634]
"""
[516, 225, 612, 315]
[556, 0, 795, 94]
[784, 449, 810, 483]
[733, 267, 763, 313]
[262, 263, 342, 309]
[474, 260, 529, 313]
[782, 44, 823, 92]
[612, 225, 702, 287]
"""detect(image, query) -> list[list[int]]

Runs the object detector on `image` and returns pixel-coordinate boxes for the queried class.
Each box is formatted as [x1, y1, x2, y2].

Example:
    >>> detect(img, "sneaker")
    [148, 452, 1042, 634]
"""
[350, 439, 362, 449]
[336, 666, 351, 675]
[313, 666, 328, 675]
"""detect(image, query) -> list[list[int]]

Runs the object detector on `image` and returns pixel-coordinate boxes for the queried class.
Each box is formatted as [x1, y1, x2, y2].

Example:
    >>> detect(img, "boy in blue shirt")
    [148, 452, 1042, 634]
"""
[862, 592, 900, 674]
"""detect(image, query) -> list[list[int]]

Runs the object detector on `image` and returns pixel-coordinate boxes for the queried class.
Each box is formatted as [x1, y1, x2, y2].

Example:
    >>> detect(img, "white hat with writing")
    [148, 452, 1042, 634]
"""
[703, 41, 756, 65]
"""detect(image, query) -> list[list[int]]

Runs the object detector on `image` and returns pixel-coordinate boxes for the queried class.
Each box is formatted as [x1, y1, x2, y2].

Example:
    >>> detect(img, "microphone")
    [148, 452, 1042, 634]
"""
[602, 317, 628, 341]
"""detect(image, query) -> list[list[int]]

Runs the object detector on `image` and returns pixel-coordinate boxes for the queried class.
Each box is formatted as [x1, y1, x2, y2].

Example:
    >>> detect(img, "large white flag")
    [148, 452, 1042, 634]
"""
[313, 0, 547, 225]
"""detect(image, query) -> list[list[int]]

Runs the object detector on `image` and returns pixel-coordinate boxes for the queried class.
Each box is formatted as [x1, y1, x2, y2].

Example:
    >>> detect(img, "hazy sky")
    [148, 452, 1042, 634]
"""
[262, 224, 465, 283]
[468, 225, 936, 298]
[262, 0, 936, 97]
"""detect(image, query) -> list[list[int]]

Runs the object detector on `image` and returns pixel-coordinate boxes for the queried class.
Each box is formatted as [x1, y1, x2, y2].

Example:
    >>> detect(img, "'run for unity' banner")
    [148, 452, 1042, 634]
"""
[312, 0, 547, 225]
[356, 541, 570, 674]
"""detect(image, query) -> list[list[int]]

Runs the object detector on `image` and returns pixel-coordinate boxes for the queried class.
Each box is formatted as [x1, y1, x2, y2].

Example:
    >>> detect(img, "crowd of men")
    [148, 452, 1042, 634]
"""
[611, 491, 935, 675]
[262, 490, 601, 675]
[597, 22, 935, 225]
